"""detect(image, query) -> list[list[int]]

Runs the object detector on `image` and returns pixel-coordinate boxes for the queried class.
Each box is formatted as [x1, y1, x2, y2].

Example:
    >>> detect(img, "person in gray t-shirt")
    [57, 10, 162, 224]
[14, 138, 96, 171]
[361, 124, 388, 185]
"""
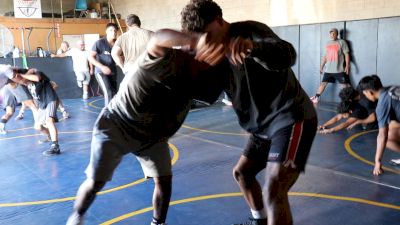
[66, 29, 226, 225]
[310, 28, 351, 104]
[358, 75, 400, 176]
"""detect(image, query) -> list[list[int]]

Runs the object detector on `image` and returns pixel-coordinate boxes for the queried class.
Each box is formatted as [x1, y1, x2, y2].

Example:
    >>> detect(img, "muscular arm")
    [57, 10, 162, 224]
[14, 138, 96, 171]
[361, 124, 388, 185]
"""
[111, 46, 124, 70]
[348, 113, 376, 129]
[239, 22, 296, 70]
[373, 127, 389, 175]
[147, 29, 199, 58]
[320, 55, 327, 74]
[320, 114, 344, 128]
[320, 116, 356, 134]
[344, 53, 350, 74]
[88, 51, 102, 69]
[19, 73, 41, 82]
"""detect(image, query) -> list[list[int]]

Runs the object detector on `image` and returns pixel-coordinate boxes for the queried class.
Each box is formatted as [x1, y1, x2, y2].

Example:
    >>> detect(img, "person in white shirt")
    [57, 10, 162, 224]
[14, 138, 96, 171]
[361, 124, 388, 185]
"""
[52, 40, 94, 99]
[66, 40, 94, 99]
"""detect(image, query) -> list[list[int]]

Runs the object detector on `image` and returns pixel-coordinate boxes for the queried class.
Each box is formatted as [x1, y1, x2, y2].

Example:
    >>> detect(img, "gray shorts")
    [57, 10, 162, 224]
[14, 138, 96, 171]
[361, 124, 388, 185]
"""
[8, 84, 32, 103]
[35, 101, 59, 126]
[85, 109, 172, 181]
[1, 85, 17, 110]
[74, 71, 91, 86]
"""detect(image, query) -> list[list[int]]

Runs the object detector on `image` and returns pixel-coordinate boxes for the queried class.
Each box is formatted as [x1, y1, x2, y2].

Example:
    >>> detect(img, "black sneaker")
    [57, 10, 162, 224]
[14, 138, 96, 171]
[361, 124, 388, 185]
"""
[43, 144, 61, 156]
[233, 218, 267, 225]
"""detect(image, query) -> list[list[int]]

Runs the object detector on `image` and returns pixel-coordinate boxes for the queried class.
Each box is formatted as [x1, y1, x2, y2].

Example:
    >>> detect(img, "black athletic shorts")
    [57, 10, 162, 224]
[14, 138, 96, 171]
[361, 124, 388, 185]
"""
[243, 118, 317, 171]
[322, 72, 350, 84]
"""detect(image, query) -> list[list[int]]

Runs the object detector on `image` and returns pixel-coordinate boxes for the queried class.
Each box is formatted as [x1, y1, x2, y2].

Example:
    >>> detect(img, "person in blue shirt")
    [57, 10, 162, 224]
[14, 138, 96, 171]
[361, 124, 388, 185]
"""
[358, 75, 400, 175]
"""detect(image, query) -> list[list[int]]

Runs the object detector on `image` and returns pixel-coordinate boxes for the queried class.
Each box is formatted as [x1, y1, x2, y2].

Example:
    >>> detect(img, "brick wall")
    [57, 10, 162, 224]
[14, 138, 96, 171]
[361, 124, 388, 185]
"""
[3, 0, 400, 28]
[110, 0, 400, 29]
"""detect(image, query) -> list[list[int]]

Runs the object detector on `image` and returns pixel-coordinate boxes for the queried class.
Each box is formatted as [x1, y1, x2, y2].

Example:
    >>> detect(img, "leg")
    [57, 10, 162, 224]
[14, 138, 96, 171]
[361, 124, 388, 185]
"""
[67, 108, 124, 224]
[387, 121, 400, 152]
[57, 99, 70, 119]
[15, 102, 26, 120]
[66, 179, 106, 225]
[316, 82, 328, 96]
[46, 117, 58, 142]
[83, 84, 89, 99]
[94, 73, 113, 106]
[21, 99, 38, 120]
[0, 87, 17, 133]
[263, 163, 300, 225]
[233, 155, 265, 211]
[152, 175, 172, 224]
[0, 105, 15, 134]
[232, 135, 269, 225]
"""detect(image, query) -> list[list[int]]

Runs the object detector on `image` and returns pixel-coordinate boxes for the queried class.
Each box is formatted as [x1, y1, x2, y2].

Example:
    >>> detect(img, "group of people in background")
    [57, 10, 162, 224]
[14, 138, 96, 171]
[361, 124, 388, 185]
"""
[1, 1, 400, 225]
[0, 65, 65, 155]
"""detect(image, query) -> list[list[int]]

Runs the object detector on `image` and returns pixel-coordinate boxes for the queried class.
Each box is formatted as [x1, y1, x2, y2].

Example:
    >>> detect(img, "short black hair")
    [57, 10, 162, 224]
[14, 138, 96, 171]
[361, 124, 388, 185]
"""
[126, 14, 141, 27]
[106, 23, 118, 30]
[339, 87, 358, 102]
[181, 0, 222, 32]
[358, 75, 383, 91]
[337, 100, 354, 114]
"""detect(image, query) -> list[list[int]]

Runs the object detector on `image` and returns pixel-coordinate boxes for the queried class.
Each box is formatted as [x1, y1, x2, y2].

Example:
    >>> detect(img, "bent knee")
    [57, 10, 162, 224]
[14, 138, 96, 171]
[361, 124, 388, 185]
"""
[264, 163, 300, 193]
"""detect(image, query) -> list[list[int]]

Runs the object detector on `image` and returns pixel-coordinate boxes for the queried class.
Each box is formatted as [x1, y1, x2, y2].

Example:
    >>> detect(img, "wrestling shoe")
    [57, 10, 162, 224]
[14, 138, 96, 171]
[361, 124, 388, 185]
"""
[66, 212, 84, 225]
[62, 110, 70, 119]
[42, 143, 61, 156]
[15, 113, 24, 120]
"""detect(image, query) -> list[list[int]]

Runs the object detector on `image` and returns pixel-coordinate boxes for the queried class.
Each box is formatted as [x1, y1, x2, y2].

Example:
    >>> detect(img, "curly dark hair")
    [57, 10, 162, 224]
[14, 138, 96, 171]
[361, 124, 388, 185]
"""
[338, 87, 358, 102]
[181, 0, 222, 32]
[337, 100, 354, 114]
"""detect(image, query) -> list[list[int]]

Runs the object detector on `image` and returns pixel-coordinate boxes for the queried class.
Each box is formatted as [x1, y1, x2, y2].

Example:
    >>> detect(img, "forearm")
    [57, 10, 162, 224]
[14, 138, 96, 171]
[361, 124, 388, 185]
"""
[113, 56, 124, 70]
[329, 120, 352, 133]
[111, 47, 124, 69]
[357, 113, 376, 125]
[322, 115, 341, 127]
[320, 57, 327, 71]
[147, 29, 198, 57]
[20, 74, 40, 82]
[345, 53, 350, 68]
[52, 53, 66, 58]
[88, 56, 104, 70]
[375, 129, 388, 164]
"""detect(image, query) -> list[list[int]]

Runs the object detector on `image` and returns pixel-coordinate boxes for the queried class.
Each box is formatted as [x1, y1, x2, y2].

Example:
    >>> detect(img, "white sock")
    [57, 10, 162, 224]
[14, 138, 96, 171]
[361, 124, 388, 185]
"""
[0, 122, 5, 130]
[251, 208, 267, 219]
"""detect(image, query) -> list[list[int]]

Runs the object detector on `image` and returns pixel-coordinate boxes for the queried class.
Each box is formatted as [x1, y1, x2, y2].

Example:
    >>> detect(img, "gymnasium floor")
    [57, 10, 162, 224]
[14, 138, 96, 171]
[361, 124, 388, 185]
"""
[0, 98, 399, 225]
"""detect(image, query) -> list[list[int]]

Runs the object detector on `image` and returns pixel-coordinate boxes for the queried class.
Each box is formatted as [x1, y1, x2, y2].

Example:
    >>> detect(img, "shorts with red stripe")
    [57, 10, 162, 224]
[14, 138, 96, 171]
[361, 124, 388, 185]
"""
[243, 118, 317, 171]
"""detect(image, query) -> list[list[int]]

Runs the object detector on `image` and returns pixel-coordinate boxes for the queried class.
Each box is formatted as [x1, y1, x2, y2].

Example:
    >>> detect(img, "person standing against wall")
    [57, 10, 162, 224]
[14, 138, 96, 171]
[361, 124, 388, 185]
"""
[89, 23, 118, 106]
[310, 28, 350, 104]
[111, 14, 153, 74]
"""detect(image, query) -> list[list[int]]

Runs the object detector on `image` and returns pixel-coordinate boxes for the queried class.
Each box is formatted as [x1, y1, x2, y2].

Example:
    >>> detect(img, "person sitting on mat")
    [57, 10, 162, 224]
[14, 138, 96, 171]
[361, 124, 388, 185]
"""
[318, 87, 377, 134]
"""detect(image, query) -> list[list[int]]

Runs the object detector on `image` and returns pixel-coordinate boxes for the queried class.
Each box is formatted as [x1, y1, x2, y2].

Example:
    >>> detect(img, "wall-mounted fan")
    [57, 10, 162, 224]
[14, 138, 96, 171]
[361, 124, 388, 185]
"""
[0, 24, 14, 58]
